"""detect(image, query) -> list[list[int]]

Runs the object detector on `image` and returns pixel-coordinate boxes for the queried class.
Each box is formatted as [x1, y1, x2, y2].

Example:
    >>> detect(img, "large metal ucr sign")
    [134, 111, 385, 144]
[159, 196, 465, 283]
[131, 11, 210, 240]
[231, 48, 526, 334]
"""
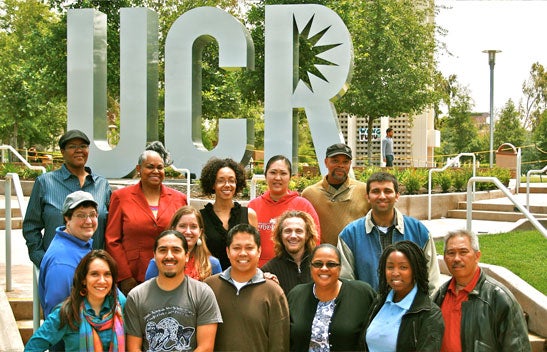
[67, 5, 353, 178]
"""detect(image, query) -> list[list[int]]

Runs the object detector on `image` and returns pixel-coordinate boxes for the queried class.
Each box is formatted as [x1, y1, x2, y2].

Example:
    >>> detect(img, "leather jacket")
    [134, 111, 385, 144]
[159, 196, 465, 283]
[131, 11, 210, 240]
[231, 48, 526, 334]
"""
[432, 270, 531, 352]
[366, 288, 444, 351]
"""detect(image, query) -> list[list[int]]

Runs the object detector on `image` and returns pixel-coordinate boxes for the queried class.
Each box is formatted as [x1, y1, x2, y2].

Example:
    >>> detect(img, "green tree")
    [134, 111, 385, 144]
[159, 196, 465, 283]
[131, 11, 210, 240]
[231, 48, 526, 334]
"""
[332, 0, 437, 164]
[531, 110, 547, 168]
[494, 99, 527, 149]
[437, 83, 480, 162]
[0, 0, 68, 150]
[520, 62, 547, 130]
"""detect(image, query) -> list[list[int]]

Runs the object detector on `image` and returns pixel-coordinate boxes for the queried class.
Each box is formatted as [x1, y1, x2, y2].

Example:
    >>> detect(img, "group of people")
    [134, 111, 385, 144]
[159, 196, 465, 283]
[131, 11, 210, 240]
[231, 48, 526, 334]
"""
[22, 129, 531, 351]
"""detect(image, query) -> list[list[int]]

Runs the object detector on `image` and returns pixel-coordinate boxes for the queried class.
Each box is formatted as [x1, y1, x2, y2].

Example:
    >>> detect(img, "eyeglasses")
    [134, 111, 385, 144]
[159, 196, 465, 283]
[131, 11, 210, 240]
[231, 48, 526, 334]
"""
[215, 179, 236, 186]
[73, 212, 98, 220]
[65, 144, 89, 150]
[310, 261, 341, 269]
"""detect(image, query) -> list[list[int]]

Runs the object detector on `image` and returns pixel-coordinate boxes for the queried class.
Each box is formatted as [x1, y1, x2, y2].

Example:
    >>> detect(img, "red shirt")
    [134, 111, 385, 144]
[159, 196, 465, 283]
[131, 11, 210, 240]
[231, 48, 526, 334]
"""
[440, 267, 481, 352]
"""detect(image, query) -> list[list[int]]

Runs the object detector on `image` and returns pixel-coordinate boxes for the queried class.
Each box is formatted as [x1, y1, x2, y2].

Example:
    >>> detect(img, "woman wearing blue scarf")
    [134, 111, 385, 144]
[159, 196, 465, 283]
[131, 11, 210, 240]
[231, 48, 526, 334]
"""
[26, 250, 126, 351]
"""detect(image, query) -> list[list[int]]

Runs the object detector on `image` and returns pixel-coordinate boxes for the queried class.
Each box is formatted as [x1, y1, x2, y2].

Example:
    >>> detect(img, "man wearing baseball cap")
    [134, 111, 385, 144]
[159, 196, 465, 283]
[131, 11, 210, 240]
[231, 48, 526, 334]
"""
[38, 191, 99, 317]
[23, 130, 111, 267]
[302, 143, 370, 245]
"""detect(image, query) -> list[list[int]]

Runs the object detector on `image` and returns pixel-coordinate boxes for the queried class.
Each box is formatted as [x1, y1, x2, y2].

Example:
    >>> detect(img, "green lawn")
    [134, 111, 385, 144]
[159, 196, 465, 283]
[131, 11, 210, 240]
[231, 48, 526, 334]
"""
[435, 231, 547, 295]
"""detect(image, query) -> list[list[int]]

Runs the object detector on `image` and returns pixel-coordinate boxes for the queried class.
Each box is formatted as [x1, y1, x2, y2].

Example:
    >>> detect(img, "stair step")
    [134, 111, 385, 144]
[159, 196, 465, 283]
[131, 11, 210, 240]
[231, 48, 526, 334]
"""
[447, 209, 546, 222]
[17, 319, 37, 345]
[9, 298, 39, 321]
[0, 208, 22, 217]
[518, 186, 547, 194]
[0, 217, 23, 230]
[457, 202, 547, 214]
[528, 332, 547, 352]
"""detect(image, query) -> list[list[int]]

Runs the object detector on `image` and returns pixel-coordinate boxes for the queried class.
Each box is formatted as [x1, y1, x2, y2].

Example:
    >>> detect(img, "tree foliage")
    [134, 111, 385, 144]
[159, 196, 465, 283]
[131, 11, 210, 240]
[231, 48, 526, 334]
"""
[0, 0, 66, 149]
[332, 0, 438, 163]
[520, 62, 547, 130]
[494, 99, 527, 149]
[436, 80, 481, 162]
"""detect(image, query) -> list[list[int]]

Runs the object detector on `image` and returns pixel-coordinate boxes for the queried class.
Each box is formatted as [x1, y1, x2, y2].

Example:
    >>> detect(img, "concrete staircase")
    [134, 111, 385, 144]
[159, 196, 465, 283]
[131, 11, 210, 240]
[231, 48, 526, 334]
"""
[0, 196, 36, 347]
[447, 186, 547, 223]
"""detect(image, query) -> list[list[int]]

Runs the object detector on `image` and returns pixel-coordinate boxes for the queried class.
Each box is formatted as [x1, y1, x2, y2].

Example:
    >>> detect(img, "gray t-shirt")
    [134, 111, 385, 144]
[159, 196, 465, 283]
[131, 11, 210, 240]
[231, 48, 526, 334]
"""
[124, 277, 222, 351]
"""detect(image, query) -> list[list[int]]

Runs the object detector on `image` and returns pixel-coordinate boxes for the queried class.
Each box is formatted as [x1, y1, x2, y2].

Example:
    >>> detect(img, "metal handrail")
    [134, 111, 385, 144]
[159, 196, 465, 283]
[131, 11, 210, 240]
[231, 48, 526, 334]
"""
[0, 145, 47, 175]
[428, 153, 476, 220]
[169, 166, 192, 202]
[250, 174, 265, 200]
[515, 147, 522, 194]
[526, 165, 547, 209]
[466, 176, 547, 238]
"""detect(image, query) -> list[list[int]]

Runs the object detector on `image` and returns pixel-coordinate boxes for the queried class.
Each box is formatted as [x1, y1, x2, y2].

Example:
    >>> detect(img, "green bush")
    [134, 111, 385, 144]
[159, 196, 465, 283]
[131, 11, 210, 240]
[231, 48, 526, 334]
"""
[399, 168, 426, 195]
[434, 172, 452, 193]
[452, 168, 469, 192]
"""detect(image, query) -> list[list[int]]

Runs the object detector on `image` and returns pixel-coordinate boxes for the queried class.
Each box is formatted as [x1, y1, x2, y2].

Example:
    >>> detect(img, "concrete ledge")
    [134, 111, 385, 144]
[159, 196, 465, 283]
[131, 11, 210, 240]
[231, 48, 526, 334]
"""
[0, 289, 25, 352]
[438, 256, 547, 338]
[397, 189, 508, 220]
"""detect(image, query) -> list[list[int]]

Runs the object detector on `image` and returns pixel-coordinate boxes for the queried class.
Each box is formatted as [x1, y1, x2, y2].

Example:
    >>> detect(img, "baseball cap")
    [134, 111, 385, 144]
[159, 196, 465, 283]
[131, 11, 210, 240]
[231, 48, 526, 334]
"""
[326, 143, 352, 159]
[62, 191, 98, 215]
[58, 130, 90, 149]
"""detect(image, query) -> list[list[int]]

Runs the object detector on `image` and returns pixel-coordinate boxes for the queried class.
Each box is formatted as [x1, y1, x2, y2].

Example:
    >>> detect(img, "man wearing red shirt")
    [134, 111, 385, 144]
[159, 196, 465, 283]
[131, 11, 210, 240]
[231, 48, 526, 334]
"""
[433, 230, 530, 352]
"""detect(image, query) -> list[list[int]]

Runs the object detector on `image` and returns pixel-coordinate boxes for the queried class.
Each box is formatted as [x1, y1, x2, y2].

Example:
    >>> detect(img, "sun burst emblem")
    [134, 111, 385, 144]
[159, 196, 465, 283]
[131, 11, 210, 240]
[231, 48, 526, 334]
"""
[294, 14, 342, 93]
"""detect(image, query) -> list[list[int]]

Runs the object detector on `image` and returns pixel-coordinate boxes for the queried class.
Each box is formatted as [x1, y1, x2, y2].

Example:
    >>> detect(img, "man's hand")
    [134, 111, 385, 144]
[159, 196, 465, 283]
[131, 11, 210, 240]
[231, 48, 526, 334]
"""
[263, 272, 280, 285]
[120, 277, 138, 296]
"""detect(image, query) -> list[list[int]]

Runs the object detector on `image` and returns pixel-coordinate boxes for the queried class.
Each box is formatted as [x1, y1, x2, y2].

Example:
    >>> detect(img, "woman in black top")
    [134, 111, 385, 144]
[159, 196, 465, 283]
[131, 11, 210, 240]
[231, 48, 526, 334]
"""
[199, 157, 257, 269]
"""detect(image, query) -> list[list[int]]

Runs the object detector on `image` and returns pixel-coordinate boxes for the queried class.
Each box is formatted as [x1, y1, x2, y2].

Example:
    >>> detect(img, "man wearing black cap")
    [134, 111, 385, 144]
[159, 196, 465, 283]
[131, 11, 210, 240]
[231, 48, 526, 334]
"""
[302, 143, 370, 245]
[23, 130, 111, 267]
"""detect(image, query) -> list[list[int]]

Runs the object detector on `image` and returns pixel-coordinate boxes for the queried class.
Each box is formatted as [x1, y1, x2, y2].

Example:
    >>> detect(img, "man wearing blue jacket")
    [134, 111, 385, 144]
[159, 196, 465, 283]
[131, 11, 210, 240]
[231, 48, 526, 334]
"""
[338, 172, 440, 294]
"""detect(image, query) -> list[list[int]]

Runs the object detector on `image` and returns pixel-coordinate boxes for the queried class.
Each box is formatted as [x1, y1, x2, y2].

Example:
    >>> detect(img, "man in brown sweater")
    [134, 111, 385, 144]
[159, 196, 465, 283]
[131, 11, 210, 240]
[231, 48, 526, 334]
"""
[205, 224, 289, 352]
[302, 143, 370, 245]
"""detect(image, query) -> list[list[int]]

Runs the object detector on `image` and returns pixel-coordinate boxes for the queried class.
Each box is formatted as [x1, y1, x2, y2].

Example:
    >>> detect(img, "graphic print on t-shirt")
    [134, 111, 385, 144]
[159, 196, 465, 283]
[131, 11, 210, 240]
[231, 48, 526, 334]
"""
[144, 306, 196, 351]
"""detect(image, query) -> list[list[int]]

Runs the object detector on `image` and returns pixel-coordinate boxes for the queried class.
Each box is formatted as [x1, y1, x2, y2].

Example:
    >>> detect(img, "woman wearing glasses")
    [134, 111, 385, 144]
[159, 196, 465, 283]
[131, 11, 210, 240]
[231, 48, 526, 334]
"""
[199, 157, 257, 269]
[287, 244, 375, 351]
[365, 241, 444, 351]
[23, 130, 111, 268]
[105, 142, 187, 295]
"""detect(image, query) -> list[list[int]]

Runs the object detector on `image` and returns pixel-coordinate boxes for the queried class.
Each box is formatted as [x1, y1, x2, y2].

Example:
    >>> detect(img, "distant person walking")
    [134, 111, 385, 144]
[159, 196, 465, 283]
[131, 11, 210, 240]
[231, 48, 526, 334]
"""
[382, 127, 394, 167]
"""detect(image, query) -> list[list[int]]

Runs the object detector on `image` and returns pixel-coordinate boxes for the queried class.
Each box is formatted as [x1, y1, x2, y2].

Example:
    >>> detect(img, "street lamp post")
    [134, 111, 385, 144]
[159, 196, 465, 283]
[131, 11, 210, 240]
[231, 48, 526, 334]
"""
[483, 49, 501, 168]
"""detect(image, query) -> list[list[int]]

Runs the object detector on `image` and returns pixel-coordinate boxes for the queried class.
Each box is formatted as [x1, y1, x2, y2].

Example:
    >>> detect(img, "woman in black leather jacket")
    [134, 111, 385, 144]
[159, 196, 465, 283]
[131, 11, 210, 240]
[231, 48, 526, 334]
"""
[365, 241, 444, 351]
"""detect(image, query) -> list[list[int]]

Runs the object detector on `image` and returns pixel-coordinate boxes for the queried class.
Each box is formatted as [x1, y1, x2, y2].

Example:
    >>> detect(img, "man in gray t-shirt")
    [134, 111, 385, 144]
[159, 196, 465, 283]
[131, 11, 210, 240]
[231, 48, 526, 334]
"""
[124, 230, 222, 351]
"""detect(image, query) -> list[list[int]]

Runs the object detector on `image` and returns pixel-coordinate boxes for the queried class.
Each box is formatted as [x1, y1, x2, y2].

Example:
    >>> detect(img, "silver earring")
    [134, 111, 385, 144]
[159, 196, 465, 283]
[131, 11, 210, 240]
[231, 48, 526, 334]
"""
[197, 238, 202, 246]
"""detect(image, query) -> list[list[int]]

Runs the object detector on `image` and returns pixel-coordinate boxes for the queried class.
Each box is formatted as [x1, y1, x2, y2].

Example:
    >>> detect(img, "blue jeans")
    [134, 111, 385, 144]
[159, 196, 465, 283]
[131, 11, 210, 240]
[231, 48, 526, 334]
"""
[385, 155, 394, 166]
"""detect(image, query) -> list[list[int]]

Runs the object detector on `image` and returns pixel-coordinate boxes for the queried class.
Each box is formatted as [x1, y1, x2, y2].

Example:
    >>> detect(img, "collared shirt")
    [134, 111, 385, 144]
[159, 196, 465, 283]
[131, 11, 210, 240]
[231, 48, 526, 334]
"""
[23, 164, 111, 267]
[371, 215, 397, 252]
[25, 295, 126, 351]
[366, 284, 418, 352]
[440, 267, 482, 352]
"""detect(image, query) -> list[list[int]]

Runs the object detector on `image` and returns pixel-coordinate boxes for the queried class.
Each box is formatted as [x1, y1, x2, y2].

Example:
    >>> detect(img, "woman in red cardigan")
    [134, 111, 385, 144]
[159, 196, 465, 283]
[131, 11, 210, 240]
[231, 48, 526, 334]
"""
[105, 142, 187, 295]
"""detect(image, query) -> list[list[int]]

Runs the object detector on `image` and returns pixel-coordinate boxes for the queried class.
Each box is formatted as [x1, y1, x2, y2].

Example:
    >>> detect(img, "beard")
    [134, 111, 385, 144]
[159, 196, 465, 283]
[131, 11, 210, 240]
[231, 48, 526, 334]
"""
[162, 271, 177, 278]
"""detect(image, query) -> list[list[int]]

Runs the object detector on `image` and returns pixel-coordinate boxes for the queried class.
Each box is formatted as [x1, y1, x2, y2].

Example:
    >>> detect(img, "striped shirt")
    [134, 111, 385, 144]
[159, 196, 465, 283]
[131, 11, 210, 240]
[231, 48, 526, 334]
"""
[22, 164, 111, 267]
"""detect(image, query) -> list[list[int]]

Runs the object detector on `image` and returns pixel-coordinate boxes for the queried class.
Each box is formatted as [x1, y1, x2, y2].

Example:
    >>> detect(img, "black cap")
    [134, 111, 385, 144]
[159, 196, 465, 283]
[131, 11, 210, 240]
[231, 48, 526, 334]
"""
[58, 130, 90, 149]
[326, 143, 352, 159]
